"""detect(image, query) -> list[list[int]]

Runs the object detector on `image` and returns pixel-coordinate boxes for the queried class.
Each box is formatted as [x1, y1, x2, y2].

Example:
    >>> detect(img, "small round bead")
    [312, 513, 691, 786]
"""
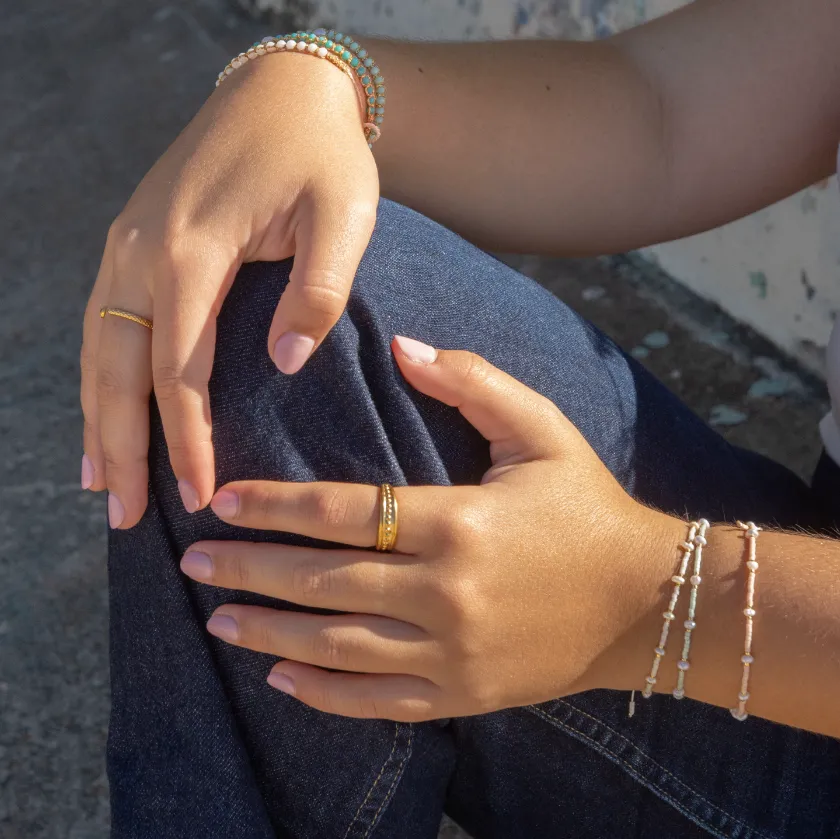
[679, 541, 693, 552]
[364, 57, 375, 67]
[275, 41, 286, 50]
[690, 575, 702, 586]
[255, 45, 266, 54]
[684, 619, 696, 630]
[662, 611, 675, 621]
[698, 518, 710, 528]
[672, 688, 685, 699]
[225, 66, 235, 75]
[335, 32, 344, 41]
[306, 42, 318, 53]
[645, 676, 657, 685]
[746, 560, 759, 571]
[741, 654, 754, 665]
[215, 79, 221, 87]
[286, 40, 296, 49]
[375, 116, 384, 124]
[738, 692, 750, 702]
[261, 35, 274, 43]
[746, 528, 760, 538]
[654, 646, 666, 657]
[351, 42, 360, 51]
[218, 71, 225, 79]
[316, 46, 328, 57]
[374, 75, 385, 84]
[265, 41, 276, 51]
[296, 41, 307, 51]
[730, 708, 749, 721]
[376, 95, 385, 105]
[743, 608, 756, 617]
[693, 534, 707, 546]
[231, 58, 242, 68]
[677, 660, 690, 671]
[671, 575, 685, 585]
[313, 27, 326, 35]
[343, 35, 353, 45]
[371, 65, 380, 75]
[358, 49, 368, 58]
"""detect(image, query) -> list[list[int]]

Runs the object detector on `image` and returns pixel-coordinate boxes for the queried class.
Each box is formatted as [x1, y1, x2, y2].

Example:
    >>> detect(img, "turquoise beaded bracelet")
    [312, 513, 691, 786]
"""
[216, 29, 385, 147]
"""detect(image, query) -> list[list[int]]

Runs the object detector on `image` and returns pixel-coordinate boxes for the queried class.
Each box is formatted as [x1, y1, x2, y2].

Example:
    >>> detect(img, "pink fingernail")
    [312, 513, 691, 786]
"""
[81, 454, 95, 490]
[210, 490, 239, 519]
[207, 614, 239, 642]
[273, 332, 315, 375]
[178, 479, 200, 514]
[394, 335, 438, 364]
[267, 671, 296, 695]
[108, 493, 125, 528]
[181, 551, 213, 581]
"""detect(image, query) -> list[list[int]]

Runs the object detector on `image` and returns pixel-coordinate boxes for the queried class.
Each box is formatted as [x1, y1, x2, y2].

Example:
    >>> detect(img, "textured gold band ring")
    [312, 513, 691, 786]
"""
[376, 483, 398, 552]
[100, 307, 153, 330]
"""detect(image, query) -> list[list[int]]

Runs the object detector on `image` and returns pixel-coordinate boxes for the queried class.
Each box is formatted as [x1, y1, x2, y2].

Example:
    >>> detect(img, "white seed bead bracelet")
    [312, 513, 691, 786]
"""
[629, 521, 698, 718]
[673, 518, 709, 699]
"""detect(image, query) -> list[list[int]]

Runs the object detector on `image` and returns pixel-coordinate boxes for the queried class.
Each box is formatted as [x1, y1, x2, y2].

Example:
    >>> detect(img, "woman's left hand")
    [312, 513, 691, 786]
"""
[180, 336, 683, 720]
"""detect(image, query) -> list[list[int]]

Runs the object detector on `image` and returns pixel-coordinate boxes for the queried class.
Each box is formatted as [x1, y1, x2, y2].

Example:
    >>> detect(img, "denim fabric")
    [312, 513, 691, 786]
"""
[108, 199, 840, 839]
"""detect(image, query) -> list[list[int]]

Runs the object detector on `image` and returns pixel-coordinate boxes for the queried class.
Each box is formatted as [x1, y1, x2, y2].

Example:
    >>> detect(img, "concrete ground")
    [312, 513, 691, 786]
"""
[0, 1, 827, 837]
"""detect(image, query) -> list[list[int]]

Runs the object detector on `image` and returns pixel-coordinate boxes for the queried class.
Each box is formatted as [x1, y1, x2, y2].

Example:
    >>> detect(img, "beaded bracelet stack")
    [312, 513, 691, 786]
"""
[630, 519, 761, 723]
[216, 30, 386, 148]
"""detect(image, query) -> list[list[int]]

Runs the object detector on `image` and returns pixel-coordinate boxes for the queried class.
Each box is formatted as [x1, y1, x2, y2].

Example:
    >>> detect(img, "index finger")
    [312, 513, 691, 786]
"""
[209, 480, 454, 554]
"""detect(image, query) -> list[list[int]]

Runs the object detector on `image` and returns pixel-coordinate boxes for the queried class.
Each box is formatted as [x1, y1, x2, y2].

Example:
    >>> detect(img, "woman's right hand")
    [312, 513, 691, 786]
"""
[80, 52, 380, 528]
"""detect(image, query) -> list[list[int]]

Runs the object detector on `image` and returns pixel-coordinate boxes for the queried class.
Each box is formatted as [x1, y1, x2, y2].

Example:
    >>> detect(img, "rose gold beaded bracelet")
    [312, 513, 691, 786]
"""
[730, 521, 761, 721]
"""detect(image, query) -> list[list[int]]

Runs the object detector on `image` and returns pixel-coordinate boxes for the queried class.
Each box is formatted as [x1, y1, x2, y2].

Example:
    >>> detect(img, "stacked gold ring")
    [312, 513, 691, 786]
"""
[376, 483, 398, 552]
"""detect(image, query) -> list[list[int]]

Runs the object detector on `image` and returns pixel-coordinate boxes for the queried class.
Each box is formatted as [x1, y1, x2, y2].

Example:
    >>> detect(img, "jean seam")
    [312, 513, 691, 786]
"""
[363, 723, 414, 839]
[342, 723, 412, 839]
[528, 702, 775, 839]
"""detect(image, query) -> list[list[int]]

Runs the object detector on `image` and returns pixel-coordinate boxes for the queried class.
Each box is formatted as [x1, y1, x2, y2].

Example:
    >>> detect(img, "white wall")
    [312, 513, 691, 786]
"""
[252, 0, 840, 373]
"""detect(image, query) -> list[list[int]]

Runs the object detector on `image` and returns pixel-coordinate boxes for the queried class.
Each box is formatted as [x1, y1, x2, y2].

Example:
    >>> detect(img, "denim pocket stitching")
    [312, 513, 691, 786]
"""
[343, 722, 413, 839]
[529, 702, 775, 839]
[362, 723, 414, 839]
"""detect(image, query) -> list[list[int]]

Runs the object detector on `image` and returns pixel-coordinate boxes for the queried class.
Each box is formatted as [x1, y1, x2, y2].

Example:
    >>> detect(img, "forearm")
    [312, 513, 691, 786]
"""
[368, 0, 840, 255]
[372, 39, 670, 255]
[601, 512, 840, 738]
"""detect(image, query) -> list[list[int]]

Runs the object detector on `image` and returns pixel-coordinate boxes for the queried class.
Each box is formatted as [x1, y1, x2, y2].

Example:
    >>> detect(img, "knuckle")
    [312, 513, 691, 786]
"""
[254, 619, 279, 653]
[96, 365, 129, 406]
[225, 556, 251, 590]
[310, 487, 351, 531]
[460, 352, 491, 390]
[311, 628, 350, 669]
[436, 498, 489, 550]
[291, 560, 333, 601]
[294, 279, 347, 323]
[153, 364, 188, 401]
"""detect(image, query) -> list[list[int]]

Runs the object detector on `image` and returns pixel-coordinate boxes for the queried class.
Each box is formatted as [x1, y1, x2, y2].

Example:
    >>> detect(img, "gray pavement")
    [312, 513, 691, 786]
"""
[0, 2, 827, 837]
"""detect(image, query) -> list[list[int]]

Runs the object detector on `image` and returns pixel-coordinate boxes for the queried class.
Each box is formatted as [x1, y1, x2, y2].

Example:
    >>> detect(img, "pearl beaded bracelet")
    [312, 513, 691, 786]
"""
[216, 30, 386, 148]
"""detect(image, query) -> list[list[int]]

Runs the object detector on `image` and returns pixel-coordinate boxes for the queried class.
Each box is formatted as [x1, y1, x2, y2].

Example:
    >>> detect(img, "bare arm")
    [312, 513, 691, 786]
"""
[595, 514, 840, 738]
[371, 0, 840, 254]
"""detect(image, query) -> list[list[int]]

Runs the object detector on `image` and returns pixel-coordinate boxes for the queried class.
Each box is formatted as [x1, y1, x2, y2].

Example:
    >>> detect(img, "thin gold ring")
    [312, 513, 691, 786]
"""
[100, 307, 153, 330]
[376, 483, 398, 552]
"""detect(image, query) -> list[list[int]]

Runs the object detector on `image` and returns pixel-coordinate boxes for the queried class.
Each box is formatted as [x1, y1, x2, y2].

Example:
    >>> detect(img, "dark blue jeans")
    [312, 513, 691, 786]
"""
[108, 200, 840, 839]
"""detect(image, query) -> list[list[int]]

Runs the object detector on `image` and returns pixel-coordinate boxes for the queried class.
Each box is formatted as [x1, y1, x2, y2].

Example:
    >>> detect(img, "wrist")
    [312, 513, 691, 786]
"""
[575, 506, 690, 694]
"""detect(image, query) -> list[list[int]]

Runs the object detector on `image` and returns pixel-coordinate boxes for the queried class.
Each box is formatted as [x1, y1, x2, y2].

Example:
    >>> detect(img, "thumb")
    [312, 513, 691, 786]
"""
[268, 196, 377, 374]
[391, 335, 571, 464]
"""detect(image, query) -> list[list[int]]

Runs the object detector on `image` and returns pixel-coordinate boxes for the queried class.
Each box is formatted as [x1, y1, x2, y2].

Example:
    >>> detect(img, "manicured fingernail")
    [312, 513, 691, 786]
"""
[81, 454, 94, 490]
[108, 493, 125, 528]
[273, 332, 316, 375]
[180, 551, 213, 581]
[267, 671, 296, 695]
[206, 614, 239, 642]
[394, 335, 438, 364]
[210, 490, 239, 518]
[178, 479, 200, 514]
